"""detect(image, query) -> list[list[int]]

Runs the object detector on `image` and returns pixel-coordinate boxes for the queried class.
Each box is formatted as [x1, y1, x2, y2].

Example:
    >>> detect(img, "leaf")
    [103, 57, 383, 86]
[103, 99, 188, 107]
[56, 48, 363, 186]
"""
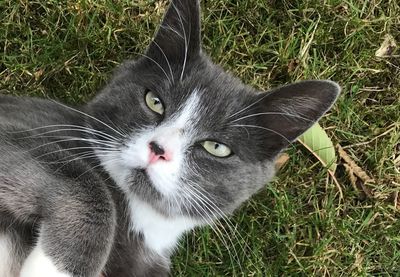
[275, 153, 290, 171]
[375, 34, 397, 57]
[298, 123, 337, 173]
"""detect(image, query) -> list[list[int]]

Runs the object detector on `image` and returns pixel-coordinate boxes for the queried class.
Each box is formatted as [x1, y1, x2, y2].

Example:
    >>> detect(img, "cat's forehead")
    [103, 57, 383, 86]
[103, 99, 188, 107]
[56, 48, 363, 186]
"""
[168, 59, 257, 120]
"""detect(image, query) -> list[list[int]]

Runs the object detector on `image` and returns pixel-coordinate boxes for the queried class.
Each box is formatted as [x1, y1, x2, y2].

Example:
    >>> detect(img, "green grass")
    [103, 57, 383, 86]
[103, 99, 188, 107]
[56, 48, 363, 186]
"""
[1, 0, 399, 276]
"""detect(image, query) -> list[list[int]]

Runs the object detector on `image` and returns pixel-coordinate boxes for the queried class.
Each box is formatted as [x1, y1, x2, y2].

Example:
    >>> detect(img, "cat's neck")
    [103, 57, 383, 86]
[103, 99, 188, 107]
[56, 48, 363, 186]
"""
[127, 195, 199, 258]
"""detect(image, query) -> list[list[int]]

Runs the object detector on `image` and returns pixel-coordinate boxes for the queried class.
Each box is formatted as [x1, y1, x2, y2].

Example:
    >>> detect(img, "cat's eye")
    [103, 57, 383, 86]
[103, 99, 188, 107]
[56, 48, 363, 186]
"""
[145, 91, 164, 115]
[201, 141, 232, 158]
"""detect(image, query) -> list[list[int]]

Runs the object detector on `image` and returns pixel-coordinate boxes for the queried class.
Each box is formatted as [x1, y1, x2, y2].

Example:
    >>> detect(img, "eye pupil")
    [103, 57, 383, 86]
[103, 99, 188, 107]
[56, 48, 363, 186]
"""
[214, 143, 219, 149]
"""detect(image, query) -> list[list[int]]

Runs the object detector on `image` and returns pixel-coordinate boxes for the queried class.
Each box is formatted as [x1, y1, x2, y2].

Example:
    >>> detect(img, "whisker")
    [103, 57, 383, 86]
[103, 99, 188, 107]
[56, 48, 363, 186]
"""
[39, 151, 101, 165]
[50, 101, 127, 138]
[74, 157, 120, 180]
[21, 129, 120, 145]
[176, 186, 238, 267]
[171, 2, 188, 81]
[179, 184, 243, 272]
[180, 177, 241, 250]
[21, 137, 117, 154]
[45, 136, 116, 147]
[135, 52, 172, 85]
[227, 93, 271, 119]
[45, 153, 99, 172]
[231, 124, 293, 145]
[102, 114, 130, 138]
[33, 146, 117, 161]
[8, 124, 121, 143]
[160, 24, 185, 40]
[181, 170, 259, 271]
[187, 182, 251, 258]
[230, 112, 312, 123]
[53, 151, 117, 173]
[26, 135, 119, 148]
[151, 39, 174, 83]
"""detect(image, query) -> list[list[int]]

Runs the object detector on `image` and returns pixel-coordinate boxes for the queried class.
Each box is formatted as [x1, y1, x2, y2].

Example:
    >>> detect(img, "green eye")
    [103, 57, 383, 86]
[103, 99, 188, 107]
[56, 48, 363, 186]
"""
[145, 91, 164, 115]
[201, 141, 232, 158]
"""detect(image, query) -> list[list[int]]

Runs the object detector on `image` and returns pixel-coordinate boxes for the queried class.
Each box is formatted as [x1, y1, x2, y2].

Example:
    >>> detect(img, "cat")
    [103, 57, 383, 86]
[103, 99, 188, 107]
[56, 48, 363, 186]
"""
[0, 0, 340, 276]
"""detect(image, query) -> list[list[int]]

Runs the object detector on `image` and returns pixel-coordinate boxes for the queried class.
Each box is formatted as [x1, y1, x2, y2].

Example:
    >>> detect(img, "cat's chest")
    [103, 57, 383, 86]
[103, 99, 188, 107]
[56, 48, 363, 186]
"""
[128, 196, 198, 257]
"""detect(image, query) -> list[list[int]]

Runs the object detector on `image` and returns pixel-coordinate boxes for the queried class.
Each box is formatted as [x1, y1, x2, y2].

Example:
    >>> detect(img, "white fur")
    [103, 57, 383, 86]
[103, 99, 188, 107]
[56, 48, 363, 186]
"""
[99, 90, 200, 198]
[129, 196, 198, 256]
[168, 90, 200, 128]
[120, 91, 200, 197]
[98, 90, 202, 255]
[100, 91, 200, 198]
[0, 234, 14, 277]
[20, 238, 71, 277]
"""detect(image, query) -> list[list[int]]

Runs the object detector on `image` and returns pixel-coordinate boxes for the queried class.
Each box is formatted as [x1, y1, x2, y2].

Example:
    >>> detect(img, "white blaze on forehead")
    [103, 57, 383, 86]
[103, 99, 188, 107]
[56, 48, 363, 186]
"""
[151, 89, 201, 151]
[167, 88, 201, 129]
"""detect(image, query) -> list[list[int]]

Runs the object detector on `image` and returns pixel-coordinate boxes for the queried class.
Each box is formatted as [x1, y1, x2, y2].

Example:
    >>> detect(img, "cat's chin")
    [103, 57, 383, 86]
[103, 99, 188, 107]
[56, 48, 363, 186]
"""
[130, 168, 159, 195]
[132, 168, 165, 195]
[128, 168, 177, 215]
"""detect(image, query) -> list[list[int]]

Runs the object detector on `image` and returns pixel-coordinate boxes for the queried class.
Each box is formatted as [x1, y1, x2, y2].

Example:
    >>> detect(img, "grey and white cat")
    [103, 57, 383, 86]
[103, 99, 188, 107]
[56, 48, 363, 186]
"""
[0, 0, 340, 276]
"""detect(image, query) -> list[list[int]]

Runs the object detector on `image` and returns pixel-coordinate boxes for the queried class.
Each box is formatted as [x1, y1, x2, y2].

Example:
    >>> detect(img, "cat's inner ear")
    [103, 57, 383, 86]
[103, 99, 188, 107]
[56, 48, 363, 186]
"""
[253, 80, 340, 156]
[145, 0, 201, 79]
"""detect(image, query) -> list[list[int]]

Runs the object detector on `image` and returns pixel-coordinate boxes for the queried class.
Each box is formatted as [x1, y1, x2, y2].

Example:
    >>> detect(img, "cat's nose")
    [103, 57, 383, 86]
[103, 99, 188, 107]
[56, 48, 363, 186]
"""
[148, 141, 171, 163]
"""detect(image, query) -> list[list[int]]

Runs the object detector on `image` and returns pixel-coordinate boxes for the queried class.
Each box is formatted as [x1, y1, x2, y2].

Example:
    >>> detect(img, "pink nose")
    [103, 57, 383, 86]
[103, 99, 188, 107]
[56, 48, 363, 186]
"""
[148, 141, 171, 163]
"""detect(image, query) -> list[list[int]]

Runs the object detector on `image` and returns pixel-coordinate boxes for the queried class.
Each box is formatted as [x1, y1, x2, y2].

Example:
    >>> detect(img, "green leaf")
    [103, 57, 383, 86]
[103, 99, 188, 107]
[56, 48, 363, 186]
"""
[298, 123, 337, 173]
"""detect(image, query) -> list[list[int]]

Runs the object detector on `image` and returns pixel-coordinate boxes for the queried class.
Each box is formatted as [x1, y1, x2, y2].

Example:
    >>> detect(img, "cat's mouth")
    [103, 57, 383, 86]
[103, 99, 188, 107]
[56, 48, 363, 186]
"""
[131, 168, 174, 212]
[134, 168, 149, 180]
[134, 168, 159, 192]
[133, 164, 179, 201]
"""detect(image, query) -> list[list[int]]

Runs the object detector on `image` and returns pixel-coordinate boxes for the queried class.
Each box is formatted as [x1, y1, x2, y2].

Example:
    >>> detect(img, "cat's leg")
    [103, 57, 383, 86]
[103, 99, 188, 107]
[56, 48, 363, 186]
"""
[20, 182, 116, 277]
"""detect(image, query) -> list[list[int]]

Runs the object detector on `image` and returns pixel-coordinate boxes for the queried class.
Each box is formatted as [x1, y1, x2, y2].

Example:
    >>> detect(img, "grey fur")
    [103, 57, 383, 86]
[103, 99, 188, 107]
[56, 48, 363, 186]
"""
[0, 0, 340, 276]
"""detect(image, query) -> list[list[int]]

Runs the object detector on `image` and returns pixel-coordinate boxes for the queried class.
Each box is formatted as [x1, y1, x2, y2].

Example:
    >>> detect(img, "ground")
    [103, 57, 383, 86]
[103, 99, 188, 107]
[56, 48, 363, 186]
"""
[1, 0, 399, 276]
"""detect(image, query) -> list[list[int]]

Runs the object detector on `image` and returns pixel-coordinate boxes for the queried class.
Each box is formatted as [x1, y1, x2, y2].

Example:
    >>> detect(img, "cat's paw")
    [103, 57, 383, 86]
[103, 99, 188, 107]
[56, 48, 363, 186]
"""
[20, 242, 71, 277]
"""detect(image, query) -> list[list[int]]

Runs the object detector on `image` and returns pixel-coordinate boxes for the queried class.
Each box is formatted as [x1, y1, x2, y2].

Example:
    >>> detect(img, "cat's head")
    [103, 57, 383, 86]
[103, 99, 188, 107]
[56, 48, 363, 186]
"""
[87, 0, 340, 222]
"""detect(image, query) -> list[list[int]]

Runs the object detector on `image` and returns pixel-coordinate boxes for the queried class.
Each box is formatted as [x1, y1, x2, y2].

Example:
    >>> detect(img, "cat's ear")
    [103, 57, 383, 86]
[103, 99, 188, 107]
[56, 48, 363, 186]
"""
[256, 80, 340, 155]
[146, 0, 201, 73]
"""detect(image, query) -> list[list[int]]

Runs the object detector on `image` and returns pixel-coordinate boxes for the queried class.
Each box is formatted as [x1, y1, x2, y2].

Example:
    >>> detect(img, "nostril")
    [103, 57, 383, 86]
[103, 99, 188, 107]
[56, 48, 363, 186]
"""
[159, 155, 166, 160]
[149, 141, 165, 156]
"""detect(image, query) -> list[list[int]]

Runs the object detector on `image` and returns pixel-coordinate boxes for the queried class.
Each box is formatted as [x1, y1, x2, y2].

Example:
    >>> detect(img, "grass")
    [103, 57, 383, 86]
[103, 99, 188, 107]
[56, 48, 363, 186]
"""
[1, 0, 399, 276]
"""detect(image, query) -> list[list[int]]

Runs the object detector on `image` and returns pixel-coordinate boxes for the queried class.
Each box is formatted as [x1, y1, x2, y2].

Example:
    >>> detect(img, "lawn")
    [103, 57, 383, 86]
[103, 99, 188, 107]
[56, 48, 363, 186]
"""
[1, 0, 399, 276]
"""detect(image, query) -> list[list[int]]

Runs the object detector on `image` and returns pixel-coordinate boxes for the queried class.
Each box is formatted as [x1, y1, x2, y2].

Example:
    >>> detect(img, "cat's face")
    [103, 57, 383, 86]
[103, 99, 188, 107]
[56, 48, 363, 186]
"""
[87, 0, 339, 222]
